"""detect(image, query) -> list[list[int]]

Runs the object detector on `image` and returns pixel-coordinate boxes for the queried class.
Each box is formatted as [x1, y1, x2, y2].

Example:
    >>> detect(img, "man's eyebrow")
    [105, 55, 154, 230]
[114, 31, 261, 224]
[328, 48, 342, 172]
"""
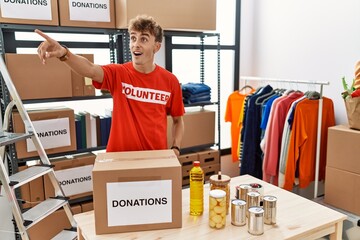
[130, 31, 151, 37]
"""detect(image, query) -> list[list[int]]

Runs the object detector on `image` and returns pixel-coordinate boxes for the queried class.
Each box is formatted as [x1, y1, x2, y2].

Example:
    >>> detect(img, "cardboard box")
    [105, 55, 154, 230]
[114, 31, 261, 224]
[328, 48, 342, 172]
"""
[92, 150, 182, 234]
[167, 110, 215, 149]
[12, 108, 76, 159]
[178, 153, 198, 177]
[324, 166, 360, 215]
[198, 149, 220, 167]
[115, 0, 216, 31]
[44, 153, 96, 200]
[327, 125, 360, 174]
[81, 201, 94, 212]
[72, 54, 95, 97]
[28, 204, 81, 240]
[0, 0, 59, 26]
[5, 54, 95, 99]
[5, 54, 72, 100]
[59, 0, 115, 28]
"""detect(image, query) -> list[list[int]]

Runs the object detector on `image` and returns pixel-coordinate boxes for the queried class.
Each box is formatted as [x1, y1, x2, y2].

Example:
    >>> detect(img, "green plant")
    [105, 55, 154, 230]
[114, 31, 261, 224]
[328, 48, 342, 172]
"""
[341, 77, 355, 99]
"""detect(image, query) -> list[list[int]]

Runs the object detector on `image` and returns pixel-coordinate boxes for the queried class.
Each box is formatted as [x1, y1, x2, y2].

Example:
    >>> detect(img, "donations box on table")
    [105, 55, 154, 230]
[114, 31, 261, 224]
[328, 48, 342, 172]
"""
[92, 150, 182, 234]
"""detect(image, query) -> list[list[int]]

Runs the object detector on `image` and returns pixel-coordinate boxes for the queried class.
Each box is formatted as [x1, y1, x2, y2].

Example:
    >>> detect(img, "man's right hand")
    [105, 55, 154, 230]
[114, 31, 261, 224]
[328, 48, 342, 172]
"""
[35, 29, 67, 64]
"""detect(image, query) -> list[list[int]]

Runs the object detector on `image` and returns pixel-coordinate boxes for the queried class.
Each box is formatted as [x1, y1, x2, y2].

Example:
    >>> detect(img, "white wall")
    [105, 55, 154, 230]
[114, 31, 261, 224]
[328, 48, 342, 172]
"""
[240, 0, 360, 124]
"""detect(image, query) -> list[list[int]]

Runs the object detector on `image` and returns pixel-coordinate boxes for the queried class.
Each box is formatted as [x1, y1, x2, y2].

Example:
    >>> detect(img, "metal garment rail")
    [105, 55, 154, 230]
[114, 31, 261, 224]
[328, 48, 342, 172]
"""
[240, 76, 330, 198]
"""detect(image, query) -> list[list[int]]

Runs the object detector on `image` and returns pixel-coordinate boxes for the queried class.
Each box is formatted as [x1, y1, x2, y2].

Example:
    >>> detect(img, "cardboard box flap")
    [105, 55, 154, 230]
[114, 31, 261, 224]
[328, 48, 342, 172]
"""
[94, 150, 180, 171]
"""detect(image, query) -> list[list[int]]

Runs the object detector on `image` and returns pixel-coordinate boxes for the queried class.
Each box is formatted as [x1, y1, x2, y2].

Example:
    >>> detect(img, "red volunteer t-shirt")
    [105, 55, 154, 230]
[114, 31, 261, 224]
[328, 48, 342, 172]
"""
[93, 62, 185, 152]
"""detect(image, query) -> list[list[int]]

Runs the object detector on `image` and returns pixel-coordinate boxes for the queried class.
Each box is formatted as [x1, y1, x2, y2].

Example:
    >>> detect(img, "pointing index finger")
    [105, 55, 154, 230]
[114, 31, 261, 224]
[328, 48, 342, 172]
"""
[34, 29, 52, 41]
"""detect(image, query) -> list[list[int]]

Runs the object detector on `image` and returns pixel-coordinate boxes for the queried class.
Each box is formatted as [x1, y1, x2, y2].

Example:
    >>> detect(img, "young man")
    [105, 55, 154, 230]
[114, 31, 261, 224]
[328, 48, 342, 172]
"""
[35, 15, 185, 156]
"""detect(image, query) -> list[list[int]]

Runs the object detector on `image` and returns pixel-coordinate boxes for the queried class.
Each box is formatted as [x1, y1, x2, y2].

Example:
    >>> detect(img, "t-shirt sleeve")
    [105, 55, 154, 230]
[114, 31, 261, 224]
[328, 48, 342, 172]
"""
[92, 64, 118, 94]
[167, 78, 185, 117]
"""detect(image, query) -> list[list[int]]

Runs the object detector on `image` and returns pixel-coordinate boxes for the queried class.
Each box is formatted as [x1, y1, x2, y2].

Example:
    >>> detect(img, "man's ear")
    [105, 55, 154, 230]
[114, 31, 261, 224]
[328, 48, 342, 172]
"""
[154, 42, 161, 53]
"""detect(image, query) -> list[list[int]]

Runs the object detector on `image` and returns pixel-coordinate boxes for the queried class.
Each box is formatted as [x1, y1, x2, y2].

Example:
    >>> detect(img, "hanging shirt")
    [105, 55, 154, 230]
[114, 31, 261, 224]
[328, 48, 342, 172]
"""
[241, 85, 273, 179]
[262, 92, 304, 184]
[93, 62, 185, 152]
[225, 91, 252, 162]
[283, 97, 335, 191]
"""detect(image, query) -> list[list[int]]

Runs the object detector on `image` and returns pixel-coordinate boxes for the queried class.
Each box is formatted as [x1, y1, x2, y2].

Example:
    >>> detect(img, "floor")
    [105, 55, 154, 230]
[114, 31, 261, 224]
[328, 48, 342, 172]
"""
[313, 196, 360, 240]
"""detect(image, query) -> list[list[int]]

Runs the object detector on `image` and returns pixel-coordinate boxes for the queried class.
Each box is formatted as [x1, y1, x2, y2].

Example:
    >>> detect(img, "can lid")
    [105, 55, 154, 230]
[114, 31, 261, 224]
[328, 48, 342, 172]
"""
[209, 189, 226, 198]
[239, 184, 252, 189]
[263, 195, 277, 202]
[231, 199, 246, 206]
[248, 206, 264, 214]
[247, 191, 260, 197]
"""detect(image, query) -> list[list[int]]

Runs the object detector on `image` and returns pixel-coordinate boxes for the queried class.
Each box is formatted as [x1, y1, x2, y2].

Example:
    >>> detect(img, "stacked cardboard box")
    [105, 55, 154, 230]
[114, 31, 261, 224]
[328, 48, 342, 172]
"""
[179, 149, 220, 185]
[12, 108, 76, 159]
[0, 0, 59, 26]
[44, 153, 96, 201]
[324, 125, 360, 215]
[5, 54, 95, 100]
[167, 110, 215, 150]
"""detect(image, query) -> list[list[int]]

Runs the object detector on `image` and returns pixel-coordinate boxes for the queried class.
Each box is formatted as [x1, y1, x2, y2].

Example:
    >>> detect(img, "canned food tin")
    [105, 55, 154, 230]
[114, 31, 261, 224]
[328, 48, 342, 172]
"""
[247, 191, 260, 208]
[248, 206, 264, 235]
[238, 184, 252, 201]
[249, 183, 264, 197]
[231, 199, 246, 226]
[263, 195, 277, 225]
[209, 189, 227, 229]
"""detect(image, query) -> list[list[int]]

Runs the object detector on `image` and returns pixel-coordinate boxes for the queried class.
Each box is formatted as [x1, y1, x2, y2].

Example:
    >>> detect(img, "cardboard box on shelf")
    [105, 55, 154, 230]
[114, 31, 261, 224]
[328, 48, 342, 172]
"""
[5, 53, 95, 100]
[12, 108, 76, 159]
[324, 166, 360, 215]
[28, 204, 81, 240]
[58, 0, 115, 28]
[44, 153, 96, 200]
[198, 149, 220, 167]
[178, 153, 198, 176]
[0, 0, 59, 26]
[327, 125, 360, 174]
[92, 150, 182, 234]
[5, 54, 72, 100]
[167, 110, 215, 149]
[72, 54, 95, 97]
[115, 0, 216, 31]
[81, 201, 94, 213]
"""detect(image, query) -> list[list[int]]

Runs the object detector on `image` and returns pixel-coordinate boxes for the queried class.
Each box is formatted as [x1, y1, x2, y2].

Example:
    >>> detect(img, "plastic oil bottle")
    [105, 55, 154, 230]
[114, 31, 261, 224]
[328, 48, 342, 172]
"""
[190, 160, 204, 216]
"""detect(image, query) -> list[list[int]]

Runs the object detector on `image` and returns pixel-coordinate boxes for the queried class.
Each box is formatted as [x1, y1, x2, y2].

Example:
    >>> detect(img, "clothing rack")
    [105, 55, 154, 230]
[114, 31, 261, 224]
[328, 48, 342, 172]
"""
[240, 76, 330, 198]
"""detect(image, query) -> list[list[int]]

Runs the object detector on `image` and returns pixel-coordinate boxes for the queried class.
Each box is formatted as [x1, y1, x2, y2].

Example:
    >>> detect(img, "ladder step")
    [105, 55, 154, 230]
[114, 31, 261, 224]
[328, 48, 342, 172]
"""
[0, 131, 34, 147]
[9, 165, 53, 189]
[51, 228, 77, 240]
[23, 198, 68, 229]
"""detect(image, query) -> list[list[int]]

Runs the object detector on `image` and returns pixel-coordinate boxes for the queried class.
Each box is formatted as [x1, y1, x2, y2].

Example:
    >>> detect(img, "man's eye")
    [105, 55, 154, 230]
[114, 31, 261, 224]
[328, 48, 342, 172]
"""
[142, 38, 148, 42]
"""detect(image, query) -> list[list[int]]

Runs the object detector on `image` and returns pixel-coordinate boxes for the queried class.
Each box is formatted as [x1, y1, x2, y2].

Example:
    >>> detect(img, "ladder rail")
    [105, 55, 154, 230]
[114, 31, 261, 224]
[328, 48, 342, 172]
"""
[0, 55, 77, 239]
[0, 147, 28, 240]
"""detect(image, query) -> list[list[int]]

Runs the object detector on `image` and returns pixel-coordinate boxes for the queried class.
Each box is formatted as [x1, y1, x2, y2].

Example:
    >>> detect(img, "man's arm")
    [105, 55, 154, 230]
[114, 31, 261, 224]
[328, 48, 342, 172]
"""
[35, 29, 104, 83]
[171, 116, 184, 157]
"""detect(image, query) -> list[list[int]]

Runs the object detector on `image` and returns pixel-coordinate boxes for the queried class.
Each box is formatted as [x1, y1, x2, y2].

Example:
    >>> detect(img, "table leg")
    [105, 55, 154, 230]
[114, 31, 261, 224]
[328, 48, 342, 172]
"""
[77, 227, 85, 240]
[329, 221, 343, 240]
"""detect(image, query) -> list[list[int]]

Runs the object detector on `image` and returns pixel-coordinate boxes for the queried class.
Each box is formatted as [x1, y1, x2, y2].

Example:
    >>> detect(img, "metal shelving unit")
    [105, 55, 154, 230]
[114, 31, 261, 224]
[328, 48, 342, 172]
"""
[164, 31, 221, 152]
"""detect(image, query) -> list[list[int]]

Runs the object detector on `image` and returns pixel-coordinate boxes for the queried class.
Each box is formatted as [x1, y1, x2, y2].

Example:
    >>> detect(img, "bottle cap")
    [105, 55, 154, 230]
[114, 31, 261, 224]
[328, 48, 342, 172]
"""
[193, 161, 200, 167]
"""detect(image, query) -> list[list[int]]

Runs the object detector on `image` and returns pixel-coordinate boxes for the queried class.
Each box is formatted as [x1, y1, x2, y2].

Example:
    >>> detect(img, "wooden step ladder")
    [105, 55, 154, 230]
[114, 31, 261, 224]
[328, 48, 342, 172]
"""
[0, 55, 77, 240]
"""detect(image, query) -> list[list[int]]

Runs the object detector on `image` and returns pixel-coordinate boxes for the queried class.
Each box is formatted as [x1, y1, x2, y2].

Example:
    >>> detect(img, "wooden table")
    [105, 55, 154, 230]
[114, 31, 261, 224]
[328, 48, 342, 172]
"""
[74, 175, 346, 239]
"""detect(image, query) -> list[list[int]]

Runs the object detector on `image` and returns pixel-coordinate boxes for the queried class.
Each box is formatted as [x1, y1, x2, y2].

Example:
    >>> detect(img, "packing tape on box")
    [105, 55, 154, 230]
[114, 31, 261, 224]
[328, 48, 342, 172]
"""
[96, 156, 175, 163]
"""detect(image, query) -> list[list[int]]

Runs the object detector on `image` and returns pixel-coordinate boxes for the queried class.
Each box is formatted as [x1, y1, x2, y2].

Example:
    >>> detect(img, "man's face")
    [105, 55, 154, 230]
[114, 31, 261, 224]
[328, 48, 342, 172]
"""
[129, 30, 160, 66]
